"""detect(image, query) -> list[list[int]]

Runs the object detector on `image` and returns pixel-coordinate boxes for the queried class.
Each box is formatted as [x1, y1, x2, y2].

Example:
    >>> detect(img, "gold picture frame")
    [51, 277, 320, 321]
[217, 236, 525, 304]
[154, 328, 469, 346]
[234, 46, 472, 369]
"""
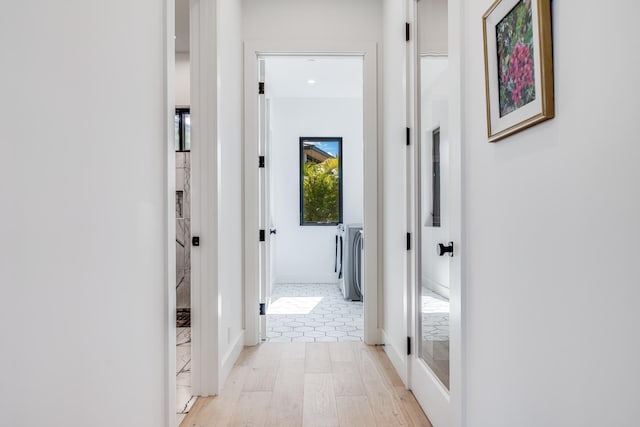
[483, 0, 554, 142]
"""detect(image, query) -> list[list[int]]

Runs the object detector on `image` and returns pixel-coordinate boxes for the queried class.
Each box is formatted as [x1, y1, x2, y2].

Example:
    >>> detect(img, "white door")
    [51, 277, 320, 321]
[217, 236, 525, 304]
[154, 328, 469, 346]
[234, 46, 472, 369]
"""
[265, 97, 276, 310]
[409, 0, 462, 426]
[258, 58, 271, 341]
[262, 72, 276, 339]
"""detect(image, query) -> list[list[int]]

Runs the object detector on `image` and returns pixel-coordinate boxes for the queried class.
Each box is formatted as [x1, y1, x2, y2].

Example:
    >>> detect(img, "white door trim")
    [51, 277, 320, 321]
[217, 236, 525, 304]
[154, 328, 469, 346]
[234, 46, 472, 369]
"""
[190, 0, 220, 397]
[448, 0, 464, 424]
[163, 0, 177, 425]
[407, 0, 464, 425]
[243, 40, 380, 346]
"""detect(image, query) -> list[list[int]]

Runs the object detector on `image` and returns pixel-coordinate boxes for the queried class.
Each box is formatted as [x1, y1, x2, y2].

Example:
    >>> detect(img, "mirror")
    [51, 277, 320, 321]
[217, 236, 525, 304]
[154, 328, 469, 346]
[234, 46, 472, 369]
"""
[417, 0, 451, 389]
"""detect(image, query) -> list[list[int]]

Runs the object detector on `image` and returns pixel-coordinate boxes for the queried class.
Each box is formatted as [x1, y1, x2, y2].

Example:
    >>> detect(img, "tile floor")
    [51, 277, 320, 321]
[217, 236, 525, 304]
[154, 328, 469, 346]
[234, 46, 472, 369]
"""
[266, 283, 364, 343]
[420, 287, 450, 389]
[421, 288, 450, 341]
[176, 327, 195, 426]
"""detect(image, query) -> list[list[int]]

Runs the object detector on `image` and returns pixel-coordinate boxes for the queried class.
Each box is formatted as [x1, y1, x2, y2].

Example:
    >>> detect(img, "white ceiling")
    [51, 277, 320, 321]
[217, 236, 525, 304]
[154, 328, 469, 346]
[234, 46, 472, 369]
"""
[264, 56, 363, 99]
[175, 0, 190, 53]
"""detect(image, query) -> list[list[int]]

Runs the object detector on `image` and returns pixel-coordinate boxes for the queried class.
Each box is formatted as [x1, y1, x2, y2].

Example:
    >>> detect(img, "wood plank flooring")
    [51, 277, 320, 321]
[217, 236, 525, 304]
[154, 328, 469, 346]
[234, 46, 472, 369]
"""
[180, 342, 432, 427]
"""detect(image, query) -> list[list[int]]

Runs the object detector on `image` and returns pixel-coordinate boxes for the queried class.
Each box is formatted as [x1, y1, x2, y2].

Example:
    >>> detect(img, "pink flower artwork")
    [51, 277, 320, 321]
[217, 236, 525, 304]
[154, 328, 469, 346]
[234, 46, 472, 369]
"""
[496, 0, 536, 116]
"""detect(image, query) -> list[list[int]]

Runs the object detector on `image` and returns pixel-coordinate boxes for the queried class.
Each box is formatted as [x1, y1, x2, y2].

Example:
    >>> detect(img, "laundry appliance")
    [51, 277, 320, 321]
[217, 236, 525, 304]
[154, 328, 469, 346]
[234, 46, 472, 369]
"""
[337, 223, 363, 301]
[334, 223, 345, 283]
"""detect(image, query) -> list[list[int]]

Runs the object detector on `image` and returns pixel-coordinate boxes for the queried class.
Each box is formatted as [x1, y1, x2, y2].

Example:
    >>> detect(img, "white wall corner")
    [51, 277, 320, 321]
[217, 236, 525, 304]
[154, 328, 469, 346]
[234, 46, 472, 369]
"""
[220, 330, 245, 387]
[165, 0, 177, 425]
[382, 329, 408, 386]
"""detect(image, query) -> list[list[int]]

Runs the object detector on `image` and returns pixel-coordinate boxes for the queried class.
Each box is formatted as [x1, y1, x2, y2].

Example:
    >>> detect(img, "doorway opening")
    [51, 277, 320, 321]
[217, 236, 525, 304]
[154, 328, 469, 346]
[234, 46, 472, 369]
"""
[174, 0, 195, 424]
[261, 56, 366, 343]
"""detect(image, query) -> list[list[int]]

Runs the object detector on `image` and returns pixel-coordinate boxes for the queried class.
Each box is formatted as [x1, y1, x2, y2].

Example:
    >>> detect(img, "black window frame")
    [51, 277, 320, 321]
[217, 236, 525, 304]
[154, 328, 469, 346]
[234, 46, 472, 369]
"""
[299, 136, 344, 226]
[175, 108, 190, 152]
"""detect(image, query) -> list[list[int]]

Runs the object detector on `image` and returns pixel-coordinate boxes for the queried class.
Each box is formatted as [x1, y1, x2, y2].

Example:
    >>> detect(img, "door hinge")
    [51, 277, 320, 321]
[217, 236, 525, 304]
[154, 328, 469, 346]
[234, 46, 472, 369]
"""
[259, 303, 266, 316]
[405, 23, 410, 42]
[406, 232, 411, 251]
[259, 229, 266, 242]
[259, 155, 265, 168]
[258, 81, 265, 95]
[407, 336, 412, 355]
[406, 127, 411, 146]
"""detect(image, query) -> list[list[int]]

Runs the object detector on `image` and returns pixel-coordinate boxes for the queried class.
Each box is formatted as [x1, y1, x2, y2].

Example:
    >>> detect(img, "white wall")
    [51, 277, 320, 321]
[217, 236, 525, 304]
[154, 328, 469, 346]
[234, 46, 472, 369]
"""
[217, 0, 244, 383]
[175, 52, 190, 106]
[418, 0, 447, 55]
[243, 0, 381, 42]
[269, 98, 363, 283]
[0, 1, 169, 426]
[462, 0, 640, 425]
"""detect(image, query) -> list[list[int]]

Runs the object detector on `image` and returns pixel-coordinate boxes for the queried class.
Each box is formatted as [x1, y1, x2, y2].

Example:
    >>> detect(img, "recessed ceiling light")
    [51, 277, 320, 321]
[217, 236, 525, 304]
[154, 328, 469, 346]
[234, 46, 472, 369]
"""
[307, 79, 316, 85]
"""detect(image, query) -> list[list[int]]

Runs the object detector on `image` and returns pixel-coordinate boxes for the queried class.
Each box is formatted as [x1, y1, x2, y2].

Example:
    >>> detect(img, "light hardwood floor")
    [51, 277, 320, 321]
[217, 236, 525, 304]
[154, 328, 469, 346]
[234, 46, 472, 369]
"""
[180, 342, 432, 427]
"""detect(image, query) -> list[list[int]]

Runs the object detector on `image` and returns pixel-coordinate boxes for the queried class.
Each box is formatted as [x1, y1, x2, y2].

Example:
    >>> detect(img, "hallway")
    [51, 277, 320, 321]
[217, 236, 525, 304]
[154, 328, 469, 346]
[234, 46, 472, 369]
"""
[180, 342, 432, 427]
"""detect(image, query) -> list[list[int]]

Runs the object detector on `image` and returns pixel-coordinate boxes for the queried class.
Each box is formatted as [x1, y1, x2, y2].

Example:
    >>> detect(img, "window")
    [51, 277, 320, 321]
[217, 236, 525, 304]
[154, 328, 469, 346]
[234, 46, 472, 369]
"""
[175, 108, 190, 151]
[300, 137, 343, 226]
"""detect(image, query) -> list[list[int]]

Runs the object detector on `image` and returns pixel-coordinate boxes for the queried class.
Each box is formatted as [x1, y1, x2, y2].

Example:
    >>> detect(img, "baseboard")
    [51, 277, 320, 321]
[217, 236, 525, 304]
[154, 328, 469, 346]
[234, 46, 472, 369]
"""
[221, 330, 245, 386]
[273, 275, 338, 284]
[381, 329, 408, 386]
[422, 276, 450, 300]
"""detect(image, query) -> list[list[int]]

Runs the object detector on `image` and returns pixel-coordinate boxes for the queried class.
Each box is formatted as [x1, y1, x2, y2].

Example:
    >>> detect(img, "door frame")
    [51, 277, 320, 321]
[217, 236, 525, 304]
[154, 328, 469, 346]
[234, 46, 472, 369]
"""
[162, 0, 177, 425]
[406, 0, 464, 426]
[189, 0, 221, 399]
[243, 40, 380, 346]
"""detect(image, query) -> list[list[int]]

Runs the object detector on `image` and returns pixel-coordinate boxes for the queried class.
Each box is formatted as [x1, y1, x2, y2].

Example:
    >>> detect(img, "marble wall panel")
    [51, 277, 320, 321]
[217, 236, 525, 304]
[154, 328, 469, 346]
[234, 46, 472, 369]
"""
[183, 219, 191, 271]
[182, 155, 191, 219]
[176, 152, 191, 309]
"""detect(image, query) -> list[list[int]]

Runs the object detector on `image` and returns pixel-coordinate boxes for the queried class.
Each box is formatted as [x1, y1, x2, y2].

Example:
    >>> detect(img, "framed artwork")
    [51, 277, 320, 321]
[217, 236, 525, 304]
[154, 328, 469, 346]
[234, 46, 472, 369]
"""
[483, 0, 554, 142]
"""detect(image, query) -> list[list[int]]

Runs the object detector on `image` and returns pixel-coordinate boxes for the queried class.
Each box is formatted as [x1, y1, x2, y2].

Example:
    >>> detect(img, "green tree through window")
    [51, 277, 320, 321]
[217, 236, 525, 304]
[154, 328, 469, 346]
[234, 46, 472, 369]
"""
[300, 138, 342, 225]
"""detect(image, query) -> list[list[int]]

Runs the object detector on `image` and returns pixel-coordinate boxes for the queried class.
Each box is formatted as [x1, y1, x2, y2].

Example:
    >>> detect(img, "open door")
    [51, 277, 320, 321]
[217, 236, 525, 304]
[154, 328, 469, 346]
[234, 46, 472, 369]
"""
[257, 58, 272, 341]
[409, 0, 462, 425]
[265, 97, 276, 324]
